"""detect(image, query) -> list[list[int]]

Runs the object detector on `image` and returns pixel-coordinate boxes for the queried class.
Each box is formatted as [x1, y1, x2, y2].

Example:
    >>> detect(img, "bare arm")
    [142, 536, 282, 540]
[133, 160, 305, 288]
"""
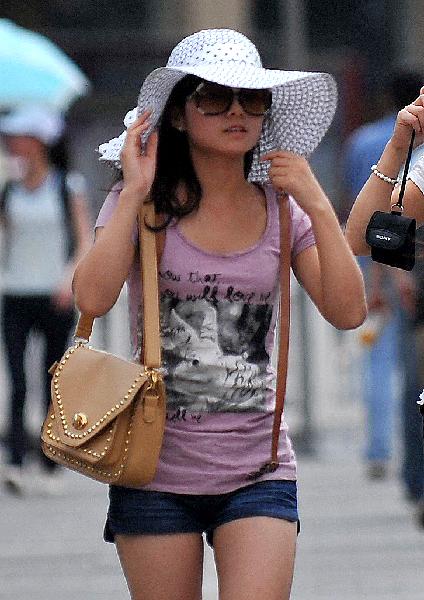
[346, 88, 424, 255]
[73, 186, 141, 316]
[73, 111, 158, 316]
[291, 194, 366, 330]
[53, 193, 93, 310]
[263, 151, 367, 329]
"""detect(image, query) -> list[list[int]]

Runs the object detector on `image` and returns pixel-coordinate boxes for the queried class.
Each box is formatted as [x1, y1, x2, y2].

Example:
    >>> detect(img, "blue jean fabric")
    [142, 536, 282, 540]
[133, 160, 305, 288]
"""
[398, 315, 424, 501]
[104, 479, 299, 547]
[362, 314, 399, 462]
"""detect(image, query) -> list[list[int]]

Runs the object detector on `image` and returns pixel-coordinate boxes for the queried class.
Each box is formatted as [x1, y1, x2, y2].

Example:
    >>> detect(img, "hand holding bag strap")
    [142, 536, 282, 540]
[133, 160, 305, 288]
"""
[75, 197, 162, 369]
[248, 193, 291, 479]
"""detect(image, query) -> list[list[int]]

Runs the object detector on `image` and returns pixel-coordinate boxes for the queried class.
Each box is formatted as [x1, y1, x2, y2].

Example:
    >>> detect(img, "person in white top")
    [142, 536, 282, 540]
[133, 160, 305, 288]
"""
[0, 105, 91, 495]
[346, 87, 424, 243]
[346, 89, 424, 529]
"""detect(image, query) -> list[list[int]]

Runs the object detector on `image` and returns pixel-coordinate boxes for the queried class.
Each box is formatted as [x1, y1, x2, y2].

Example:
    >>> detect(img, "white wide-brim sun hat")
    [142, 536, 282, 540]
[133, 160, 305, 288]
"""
[98, 28, 338, 184]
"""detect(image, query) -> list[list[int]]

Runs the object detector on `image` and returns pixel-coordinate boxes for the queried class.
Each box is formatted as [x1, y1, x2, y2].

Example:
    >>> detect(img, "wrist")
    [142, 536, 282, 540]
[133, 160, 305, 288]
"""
[118, 186, 149, 214]
[293, 174, 323, 206]
[121, 183, 149, 199]
[304, 192, 333, 222]
[385, 137, 410, 159]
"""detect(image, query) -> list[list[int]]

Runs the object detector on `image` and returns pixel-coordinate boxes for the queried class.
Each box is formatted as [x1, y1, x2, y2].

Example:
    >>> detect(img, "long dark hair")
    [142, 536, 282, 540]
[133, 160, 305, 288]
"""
[136, 75, 255, 229]
[48, 135, 70, 172]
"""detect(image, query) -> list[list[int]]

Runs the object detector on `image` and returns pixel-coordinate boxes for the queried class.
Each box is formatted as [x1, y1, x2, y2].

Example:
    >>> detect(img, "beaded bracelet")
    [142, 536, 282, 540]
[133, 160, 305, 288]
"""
[371, 164, 399, 186]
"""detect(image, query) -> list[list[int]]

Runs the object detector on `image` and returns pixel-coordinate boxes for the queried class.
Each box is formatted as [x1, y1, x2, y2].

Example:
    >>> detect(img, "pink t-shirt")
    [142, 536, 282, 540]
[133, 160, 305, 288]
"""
[96, 183, 315, 494]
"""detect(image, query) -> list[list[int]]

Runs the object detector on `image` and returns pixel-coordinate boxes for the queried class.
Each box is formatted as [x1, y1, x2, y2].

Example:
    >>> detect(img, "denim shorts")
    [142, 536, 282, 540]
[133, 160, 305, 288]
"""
[104, 479, 299, 547]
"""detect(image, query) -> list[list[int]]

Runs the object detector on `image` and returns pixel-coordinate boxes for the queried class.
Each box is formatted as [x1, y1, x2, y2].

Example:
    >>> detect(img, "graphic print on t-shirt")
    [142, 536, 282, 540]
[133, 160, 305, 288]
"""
[160, 295, 273, 412]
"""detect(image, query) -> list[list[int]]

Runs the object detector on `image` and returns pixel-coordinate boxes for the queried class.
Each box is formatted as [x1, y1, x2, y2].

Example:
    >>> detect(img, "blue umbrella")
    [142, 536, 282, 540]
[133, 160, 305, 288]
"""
[0, 19, 90, 110]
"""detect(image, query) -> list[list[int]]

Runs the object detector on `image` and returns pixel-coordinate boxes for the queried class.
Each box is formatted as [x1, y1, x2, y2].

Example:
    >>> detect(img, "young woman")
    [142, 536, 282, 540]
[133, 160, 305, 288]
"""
[74, 29, 366, 600]
[0, 105, 91, 494]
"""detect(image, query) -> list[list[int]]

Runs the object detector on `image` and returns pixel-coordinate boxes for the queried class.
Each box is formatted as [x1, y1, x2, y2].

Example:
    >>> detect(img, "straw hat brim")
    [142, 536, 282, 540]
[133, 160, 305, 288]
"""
[99, 64, 337, 183]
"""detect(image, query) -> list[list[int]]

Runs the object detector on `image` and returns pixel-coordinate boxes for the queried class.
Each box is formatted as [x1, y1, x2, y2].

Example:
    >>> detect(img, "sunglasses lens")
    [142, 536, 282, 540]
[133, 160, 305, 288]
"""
[195, 83, 233, 115]
[239, 89, 272, 116]
[193, 83, 272, 116]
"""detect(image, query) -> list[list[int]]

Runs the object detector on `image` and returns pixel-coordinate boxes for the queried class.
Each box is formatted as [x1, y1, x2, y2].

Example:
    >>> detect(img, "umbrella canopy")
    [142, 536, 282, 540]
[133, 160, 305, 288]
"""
[0, 19, 90, 111]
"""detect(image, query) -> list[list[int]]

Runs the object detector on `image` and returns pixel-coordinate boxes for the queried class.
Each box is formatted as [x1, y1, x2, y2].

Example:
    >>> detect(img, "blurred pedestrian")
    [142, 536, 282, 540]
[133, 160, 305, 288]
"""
[343, 72, 422, 480]
[73, 29, 366, 599]
[346, 89, 424, 527]
[0, 105, 91, 495]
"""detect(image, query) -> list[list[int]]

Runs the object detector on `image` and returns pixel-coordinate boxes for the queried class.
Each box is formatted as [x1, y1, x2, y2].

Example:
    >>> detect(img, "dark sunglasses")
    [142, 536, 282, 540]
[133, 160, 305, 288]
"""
[189, 82, 272, 116]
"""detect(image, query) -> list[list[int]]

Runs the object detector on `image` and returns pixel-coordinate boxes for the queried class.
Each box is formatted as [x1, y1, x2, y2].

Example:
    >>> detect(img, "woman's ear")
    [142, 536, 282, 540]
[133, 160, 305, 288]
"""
[170, 107, 186, 132]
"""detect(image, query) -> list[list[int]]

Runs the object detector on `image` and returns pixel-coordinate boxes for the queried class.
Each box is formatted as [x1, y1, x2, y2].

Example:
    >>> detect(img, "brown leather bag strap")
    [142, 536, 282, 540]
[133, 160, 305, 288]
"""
[138, 200, 162, 368]
[271, 195, 291, 463]
[248, 194, 291, 480]
[75, 197, 163, 370]
[75, 313, 95, 341]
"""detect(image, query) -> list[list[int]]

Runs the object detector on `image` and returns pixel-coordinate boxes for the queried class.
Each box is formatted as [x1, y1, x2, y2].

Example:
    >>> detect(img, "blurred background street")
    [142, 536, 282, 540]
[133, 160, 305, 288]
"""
[1, 1, 424, 598]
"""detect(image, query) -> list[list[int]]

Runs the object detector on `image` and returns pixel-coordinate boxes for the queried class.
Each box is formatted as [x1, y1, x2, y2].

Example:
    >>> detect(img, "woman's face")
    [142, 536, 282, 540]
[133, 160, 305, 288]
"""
[4, 135, 45, 159]
[181, 84, 266, 159]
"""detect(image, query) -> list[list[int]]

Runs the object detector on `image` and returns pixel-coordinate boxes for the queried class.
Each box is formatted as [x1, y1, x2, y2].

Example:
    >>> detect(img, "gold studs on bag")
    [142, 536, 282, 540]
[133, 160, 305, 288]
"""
[52, 347, 148, 438]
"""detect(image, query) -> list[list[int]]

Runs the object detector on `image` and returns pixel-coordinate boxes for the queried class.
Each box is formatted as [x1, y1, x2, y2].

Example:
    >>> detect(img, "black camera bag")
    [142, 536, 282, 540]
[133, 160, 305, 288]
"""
[365, 131, 416, 271]
[366, 210, 416, 271]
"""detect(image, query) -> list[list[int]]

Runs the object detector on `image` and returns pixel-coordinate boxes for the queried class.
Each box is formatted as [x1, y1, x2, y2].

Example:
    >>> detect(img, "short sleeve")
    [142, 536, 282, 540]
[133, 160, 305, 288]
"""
[408, 155, 424, 194]
[95, 181, 123, 228]
[289, 196, 316, 259]
[95, 180, 138, 245]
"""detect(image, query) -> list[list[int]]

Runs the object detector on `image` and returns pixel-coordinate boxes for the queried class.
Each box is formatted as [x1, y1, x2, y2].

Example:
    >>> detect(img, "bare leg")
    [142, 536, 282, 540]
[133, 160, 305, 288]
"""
[213, 517, 297, 600]
[115, 532, 204, 600]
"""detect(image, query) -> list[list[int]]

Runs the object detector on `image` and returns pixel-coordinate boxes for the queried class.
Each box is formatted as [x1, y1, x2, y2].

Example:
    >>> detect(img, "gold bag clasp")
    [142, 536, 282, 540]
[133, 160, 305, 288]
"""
[73, 412, 88, 430]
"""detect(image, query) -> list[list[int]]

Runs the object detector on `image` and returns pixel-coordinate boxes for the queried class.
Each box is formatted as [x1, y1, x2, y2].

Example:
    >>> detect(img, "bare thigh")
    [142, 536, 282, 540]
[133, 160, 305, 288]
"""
[213, 516, 297, 600]
[115, 532, 204, 600]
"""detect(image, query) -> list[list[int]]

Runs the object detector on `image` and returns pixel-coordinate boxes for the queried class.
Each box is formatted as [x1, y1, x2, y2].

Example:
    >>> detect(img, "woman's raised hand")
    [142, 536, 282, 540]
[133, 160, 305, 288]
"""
[261, 150, 325, 215]
[391, 87, 424, 152]
[120, 110, 158, 197]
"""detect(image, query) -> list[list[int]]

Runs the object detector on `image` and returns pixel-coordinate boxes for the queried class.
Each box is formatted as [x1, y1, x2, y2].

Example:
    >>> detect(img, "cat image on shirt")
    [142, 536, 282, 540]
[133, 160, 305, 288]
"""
[160, 296, 273, 412]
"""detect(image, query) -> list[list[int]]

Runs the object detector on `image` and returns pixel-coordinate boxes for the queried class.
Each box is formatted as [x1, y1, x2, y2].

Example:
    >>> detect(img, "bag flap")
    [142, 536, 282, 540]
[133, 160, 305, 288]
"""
[51, 345, 149, 448]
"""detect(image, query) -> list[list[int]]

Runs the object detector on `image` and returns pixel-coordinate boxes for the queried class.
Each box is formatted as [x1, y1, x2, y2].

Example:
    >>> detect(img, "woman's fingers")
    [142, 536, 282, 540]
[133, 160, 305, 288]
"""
[412, 92, 424, 106]
[122, 113, 152, 157]
[145, 130, 158, 159]
[400, 105, 424, 133]
[127, 110, 152, 130]
[260, 150, 293, 162]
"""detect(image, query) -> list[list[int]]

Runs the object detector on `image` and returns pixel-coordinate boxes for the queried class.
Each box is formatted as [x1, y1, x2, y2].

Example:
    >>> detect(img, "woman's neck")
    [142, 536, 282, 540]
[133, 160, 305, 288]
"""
[190, 150, 253, 210]
[22, 157, 51, 191]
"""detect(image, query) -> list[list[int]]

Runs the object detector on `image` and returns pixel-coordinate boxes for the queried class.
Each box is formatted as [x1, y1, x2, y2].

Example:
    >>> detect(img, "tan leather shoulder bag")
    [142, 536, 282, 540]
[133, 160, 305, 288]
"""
[41, 199, 166, 487]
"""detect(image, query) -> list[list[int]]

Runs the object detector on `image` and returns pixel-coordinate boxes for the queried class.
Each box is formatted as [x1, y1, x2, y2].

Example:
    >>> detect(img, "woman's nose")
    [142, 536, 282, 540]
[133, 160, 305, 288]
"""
[226, 95, 245, 116]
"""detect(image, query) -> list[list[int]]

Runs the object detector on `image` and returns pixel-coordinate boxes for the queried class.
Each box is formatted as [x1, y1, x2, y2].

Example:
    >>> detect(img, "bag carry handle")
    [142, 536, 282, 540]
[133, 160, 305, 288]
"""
[75, 198, 162, 369]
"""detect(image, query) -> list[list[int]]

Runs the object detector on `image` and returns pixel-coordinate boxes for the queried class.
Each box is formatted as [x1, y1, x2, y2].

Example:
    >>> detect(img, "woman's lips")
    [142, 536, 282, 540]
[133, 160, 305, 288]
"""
[224, 125, 247, 133]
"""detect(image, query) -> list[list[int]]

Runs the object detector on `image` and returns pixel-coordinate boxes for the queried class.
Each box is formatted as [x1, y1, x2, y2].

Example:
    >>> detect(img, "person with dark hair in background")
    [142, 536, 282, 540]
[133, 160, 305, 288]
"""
[346, 85, 424, 528]
[0, 105, 91, 495]
[342, 71, 423, 482]
[73, 28, 366, 599]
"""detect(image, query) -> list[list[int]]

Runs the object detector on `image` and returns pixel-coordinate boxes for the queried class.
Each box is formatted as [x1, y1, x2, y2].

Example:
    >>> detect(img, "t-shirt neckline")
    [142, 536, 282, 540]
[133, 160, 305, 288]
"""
[174, 185, 272, 258]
